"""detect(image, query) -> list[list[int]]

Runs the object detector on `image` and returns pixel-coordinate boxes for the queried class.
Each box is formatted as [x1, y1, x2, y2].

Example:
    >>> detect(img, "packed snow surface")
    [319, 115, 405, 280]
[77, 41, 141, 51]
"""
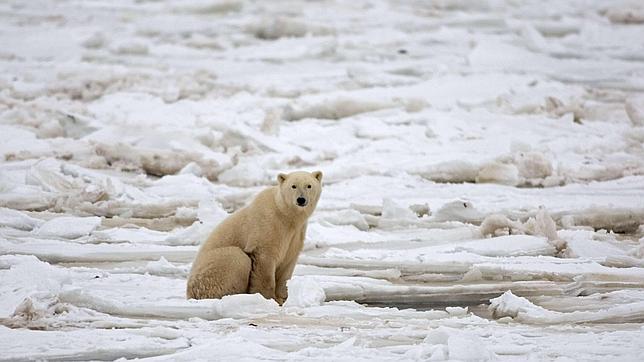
[2, 0, 644, 360]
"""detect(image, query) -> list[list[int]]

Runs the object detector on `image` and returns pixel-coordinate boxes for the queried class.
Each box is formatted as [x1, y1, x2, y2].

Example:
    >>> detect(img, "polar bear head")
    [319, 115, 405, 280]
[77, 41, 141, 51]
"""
[277, 171, 323, 214]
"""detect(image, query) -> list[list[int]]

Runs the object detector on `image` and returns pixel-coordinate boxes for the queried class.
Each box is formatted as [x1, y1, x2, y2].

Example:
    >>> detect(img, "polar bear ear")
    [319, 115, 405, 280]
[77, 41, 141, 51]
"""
[312, 171, 323, 182]
[277, 173, 288, 184]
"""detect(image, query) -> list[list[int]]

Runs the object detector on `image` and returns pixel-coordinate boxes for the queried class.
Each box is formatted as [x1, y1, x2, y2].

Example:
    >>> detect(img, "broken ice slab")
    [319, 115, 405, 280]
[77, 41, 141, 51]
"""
[311, 274, 566, 307]
[0, 207, 44, 231]
[474, 258, 644, 283]
[0, 238, 196, 263]
[564, 273, 644, 296]
[489, 290, 644, 324]
[299, 235, 558, 279]
[557, 207, 644, 234]
[604, 255, 644, 268]
[35, 216, 101, 239]
[0, 326, 189, 361]
[529, 290, 644, 313]
[58, 289, 279, 320]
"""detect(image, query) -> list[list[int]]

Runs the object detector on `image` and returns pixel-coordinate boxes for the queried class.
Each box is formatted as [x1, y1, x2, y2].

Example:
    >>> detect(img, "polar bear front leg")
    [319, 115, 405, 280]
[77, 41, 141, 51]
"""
[275, 261, 296, 305]
[249, 253, 277, 301]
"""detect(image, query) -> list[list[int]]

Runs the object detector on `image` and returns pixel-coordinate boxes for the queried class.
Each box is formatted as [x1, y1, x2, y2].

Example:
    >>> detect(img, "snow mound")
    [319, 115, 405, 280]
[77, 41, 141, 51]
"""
[216, 293, 280, 318]
[36, 216, 101, 239]
[284, 276, 326, 308]
[415, 326, 496, 361]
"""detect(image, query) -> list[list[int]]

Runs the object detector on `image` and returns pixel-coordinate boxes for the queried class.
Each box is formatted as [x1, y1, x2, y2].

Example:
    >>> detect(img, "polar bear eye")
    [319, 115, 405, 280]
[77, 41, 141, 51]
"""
[307, 185, 311, 189]
[291, 185, 296, 189]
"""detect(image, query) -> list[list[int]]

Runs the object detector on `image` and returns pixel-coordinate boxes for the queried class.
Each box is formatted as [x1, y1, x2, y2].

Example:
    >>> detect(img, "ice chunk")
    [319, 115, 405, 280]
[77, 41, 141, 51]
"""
[378, 200, 419, 229]
[81, 32, 106, 49]
[560, 207, 644, 234]
[489, 290, 551, 319]
[305, 221, 385, 248]
[217, 161, 270, 186]
[559, 230, 627, 261]
[284, 276, 326, 308]
[284, 97, 395, 121]
[606, 7, 644, 24]
[60, 289, 277, 320]
[144, 257, 189, 277]
[95, 143, 222, 180]
[196, 198, 228, 229]
[25, 158, 80, 193]
[174, 0, 243, 14]
[514, 151, 553, 180]
[250, 17, 334, 40]
[36, 216, 101, 239]
[215, 293, 280, 318]
[380, 198, 418, 224]
[260, 108, 281, 135]
[625, 95, 644, 126]
[526, 207, 559, 241]
[423, 327, 496, 361]
[476, 162, 519, 186]
[96, 198, 222, 247]
[419, 160, 479, 183]
[445, 306, 468, 316]
[112, 41, 149, 55]
[480, 208, 560, 246]
[479, 214, 525, 237]
[0, 208, 43, 231]
[178, 162, 203, 177]
[317, 209, 369, 231]
[432, 200, 484, 223]
[0, 257, 71, 317]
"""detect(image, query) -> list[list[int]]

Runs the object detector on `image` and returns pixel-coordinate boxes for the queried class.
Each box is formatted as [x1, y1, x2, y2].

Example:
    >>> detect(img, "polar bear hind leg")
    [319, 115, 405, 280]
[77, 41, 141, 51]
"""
[186, 246, 251, 299]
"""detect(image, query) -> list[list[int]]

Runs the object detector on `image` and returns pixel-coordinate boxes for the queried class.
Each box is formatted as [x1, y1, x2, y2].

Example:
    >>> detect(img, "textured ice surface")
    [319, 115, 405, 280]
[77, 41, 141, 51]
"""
[1, 0, 644, 360]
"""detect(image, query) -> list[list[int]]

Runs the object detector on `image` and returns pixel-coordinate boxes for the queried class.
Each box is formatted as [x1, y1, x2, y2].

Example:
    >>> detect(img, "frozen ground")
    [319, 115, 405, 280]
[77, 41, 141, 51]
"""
[1, 0, 644, 360]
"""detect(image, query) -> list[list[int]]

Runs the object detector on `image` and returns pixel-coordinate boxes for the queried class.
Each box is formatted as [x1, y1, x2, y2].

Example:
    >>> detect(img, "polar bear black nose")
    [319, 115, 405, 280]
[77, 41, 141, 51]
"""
[297, 197, 307, 206]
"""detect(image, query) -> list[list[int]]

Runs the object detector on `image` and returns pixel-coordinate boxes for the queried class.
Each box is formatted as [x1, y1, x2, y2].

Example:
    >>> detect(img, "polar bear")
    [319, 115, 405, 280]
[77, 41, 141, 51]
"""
[186, 170, 322, 305]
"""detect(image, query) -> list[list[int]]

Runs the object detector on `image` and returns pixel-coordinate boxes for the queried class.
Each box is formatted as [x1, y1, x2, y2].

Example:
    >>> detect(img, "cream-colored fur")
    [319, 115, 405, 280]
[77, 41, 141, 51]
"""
[186, 170, 322, 305]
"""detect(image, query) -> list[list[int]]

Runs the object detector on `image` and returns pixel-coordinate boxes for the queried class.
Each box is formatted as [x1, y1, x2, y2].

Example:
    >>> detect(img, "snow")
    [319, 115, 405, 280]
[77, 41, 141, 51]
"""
[1, 0, 644, 360]
[283, 277, 326, 308]
[36, 216, 101, 239]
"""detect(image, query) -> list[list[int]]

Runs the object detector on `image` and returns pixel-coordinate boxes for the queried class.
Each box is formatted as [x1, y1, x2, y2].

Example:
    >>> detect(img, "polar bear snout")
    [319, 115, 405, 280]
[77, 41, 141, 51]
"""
[297, 197, 307, 207]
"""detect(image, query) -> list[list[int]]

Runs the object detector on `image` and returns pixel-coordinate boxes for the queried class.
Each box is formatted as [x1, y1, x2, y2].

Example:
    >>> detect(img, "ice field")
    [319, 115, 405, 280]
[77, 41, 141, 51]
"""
[1, 0, 644, 360]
